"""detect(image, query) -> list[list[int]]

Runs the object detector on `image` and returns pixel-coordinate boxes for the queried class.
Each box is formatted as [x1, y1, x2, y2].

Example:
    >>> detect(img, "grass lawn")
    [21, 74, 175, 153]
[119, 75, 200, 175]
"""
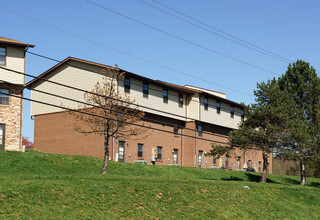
[0, 150, 319, 219]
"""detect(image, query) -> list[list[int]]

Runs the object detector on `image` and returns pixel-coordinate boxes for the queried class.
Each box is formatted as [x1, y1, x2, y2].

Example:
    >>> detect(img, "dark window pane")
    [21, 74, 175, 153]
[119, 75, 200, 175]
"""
[143, 82, 148, 98]
[204, 97, 208, 110]
[230, 106, 234, 118]
[0, 89, 9, 105]
[163, 89, 168, 103]
[241, 109, 245, 119]
[157, 146, 162, 160]
[0, 47, 6, 65]
[213, 155, 216, 164]
[178, 94, 183, 107]
[137, 144, 143, 158]
[197, 125, 203, 137]
[216, 101, 221, 114]
[124, 77, 130, 93]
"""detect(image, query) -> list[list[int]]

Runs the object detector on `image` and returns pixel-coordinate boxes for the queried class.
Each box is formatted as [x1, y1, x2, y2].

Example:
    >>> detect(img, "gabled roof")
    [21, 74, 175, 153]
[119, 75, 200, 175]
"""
[25, 57, 195, 95]
[0, 37, 35, 48]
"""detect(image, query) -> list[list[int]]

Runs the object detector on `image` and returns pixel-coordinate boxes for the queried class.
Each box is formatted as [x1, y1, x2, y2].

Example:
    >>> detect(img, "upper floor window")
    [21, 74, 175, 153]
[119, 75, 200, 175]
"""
[0, 89, 9, 105]
[143, 82, 148, 98]
[137, 143, 143, 158]
[216, 101, 221, 114]
[204, 97, 208, 110]
[124, 76, 130, 93]
[163, 89, 168, 103]
[178, 93, 183, 107]
[230, 105, 234, 118]
[197, 125, 203, 137]
[0, 47, 6, 65]
[174, 126, 179, 135]
[241, 108, 245, 119]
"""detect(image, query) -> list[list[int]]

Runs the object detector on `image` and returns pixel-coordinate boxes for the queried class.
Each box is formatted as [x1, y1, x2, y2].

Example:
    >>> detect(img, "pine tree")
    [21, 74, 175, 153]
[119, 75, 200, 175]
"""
[277, 60, 320, 185]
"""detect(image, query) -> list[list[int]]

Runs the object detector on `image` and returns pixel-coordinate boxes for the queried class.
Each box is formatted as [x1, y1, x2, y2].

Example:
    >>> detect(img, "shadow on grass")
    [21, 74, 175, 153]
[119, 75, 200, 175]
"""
[308, 182, 320, 188]
[221, 176, 244, 181]
[284, 177, 300, 185]
[245, 173, 276, 183]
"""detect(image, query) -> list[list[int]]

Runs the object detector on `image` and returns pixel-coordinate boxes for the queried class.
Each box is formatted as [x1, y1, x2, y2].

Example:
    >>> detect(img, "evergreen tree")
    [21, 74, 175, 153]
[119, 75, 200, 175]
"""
[210, 79, 293, 182]
[277, 60, 320, 185]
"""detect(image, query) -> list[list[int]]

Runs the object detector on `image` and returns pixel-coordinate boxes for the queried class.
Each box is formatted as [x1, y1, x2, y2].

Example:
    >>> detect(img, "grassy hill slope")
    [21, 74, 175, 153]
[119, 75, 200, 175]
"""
[0, 150, 319, 219]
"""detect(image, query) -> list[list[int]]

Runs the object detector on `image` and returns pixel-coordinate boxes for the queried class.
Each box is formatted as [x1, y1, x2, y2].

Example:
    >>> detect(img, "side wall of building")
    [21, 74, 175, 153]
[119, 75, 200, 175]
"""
[0, 83, 23, 151]
[0, 47, 25, 85]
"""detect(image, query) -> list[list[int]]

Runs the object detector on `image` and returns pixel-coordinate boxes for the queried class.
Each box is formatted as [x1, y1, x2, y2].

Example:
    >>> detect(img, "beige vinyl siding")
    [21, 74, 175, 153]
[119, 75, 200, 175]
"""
[0, 47, 25, 84]
[118, 78, 186, 121]
[186, 93, 200, 121]
[31, 61, 187, 121]
[199, 96, 241, 129]
[31, 61, 105, 116]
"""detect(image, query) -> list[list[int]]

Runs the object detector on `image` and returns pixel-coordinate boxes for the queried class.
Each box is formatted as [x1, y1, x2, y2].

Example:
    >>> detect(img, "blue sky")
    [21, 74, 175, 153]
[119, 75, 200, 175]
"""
[1, 0, 320, 141]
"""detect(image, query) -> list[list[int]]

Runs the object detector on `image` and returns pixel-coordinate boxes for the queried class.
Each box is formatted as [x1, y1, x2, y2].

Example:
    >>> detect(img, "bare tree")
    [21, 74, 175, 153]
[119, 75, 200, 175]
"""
[70, 67, 148, 174]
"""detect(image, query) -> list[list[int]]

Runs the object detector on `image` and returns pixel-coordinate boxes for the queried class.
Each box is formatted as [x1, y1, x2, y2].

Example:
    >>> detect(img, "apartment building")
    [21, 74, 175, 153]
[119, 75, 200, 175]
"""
[26, 57, 271, 172]
[0, 37, 34, 151]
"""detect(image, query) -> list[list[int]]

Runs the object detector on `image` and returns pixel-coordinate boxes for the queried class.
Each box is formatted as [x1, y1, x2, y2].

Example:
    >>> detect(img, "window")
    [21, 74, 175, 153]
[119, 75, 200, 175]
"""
[137, 143, 143, 158]
[118, 141, 125, 162]
[197, 125, 203, 137]
[173, 149, 178, 164]
[230, 105, 234, 118]
[258, 161, 261, 172]
[198, 151, 203, 167]
[213, 155, 217, 164]
[0, 47, 6, 65]
[204, 97, 208, 110]
[237, 157, 241, 170]
[0, 89, 9, 105]
[197, 124, 203, 136]
[124, 76, 130, 93]
[163, 89, 168, 103]
[178, 93, 183, 107]
[216, 101, 221, 114]
[241, 108, 245, 119]
[174, 126, 179, 135]
[143, 82, 148, 98]
[157, 146, 162, 160]
[225, 156, 229, 166]
[0, 124, 4, 150]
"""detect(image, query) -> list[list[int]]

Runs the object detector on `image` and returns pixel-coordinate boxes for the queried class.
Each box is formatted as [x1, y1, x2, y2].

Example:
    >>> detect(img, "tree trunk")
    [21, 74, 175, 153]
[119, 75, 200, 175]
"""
[300, 162, 307, 185]
[101, 132, 110, 174]
[260, 152, 268, 182]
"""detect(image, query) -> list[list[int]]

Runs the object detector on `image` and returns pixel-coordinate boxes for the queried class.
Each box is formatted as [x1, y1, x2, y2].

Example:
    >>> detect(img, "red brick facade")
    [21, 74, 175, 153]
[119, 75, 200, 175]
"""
[34, 111, 272, 172]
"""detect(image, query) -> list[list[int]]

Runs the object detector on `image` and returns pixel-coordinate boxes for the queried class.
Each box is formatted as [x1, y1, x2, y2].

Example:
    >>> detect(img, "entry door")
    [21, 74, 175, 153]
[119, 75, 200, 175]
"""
[118, 141, 125, 162]
[198, 151, 203, 167]
[0, 124, 4, 151]
[173, 149, 178, 165]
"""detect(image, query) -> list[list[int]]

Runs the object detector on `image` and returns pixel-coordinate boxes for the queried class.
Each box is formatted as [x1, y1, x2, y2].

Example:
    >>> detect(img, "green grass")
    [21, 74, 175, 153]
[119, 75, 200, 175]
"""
[0, 150, 319, 219]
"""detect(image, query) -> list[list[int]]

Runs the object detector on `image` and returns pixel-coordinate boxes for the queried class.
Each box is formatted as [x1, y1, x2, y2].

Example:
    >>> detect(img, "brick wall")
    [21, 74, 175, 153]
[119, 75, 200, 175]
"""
[33, 110, 272, 173]
[0, 83, 23, 151]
